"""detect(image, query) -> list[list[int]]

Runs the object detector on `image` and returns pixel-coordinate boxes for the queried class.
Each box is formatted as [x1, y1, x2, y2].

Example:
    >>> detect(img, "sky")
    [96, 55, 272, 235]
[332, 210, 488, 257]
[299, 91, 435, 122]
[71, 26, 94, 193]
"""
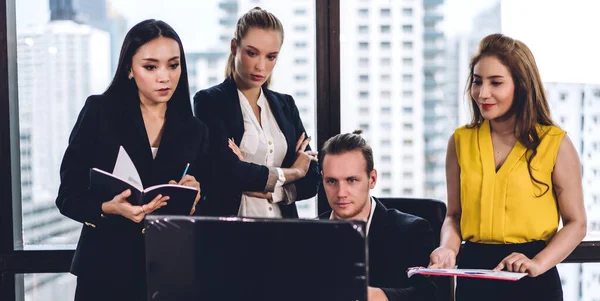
[13, 0, 600, 84]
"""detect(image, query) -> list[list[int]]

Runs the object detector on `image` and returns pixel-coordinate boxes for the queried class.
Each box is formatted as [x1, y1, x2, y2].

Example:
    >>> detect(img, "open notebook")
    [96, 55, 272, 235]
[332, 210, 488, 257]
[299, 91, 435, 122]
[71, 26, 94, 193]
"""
[89, 146, 197, 215]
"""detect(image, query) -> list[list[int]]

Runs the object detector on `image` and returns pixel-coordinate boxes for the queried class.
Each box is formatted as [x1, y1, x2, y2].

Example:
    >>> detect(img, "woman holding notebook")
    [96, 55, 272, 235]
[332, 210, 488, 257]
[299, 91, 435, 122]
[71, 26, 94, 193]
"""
[55, 20, 208, 301]
[429, 34, 586, 301]
[194, 7, 320, 218]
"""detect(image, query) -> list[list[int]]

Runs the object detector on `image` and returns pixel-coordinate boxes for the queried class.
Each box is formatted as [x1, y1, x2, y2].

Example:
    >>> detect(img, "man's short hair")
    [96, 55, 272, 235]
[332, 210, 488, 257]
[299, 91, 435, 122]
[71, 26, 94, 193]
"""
[320, 130, 374, 174]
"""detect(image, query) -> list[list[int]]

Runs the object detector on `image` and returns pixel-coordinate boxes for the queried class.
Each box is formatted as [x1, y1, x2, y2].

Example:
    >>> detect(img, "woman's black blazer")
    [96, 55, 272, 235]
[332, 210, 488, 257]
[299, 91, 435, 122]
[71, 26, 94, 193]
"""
[55, 93, 209, 283]
[193, 77, 320, 218]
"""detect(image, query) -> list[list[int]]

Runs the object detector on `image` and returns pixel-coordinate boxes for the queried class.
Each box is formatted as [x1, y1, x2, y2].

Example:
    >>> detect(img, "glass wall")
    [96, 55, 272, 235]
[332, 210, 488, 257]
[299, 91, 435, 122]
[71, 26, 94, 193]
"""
[14, 0, 318, 254]
[340, 0, 600, 300]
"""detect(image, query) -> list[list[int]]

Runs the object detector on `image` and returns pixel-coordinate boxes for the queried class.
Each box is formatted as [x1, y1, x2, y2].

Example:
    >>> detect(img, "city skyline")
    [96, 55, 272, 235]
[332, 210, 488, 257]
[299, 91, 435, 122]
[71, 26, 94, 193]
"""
[10, 1, 600, 300]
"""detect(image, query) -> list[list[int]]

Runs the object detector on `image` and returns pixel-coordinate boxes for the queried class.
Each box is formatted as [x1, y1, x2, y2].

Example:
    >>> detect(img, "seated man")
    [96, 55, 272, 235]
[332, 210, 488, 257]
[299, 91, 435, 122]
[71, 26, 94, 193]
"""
[319, 131, 436, 301]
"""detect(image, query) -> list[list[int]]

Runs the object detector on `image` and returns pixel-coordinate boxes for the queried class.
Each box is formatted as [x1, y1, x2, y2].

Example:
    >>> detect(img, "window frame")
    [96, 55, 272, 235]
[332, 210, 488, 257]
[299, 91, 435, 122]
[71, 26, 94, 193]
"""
[1, 1, 599, 300]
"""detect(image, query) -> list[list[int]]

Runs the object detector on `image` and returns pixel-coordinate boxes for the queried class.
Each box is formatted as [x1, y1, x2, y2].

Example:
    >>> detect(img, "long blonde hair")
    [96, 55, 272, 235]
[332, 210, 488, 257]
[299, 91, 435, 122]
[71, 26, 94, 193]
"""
[225, 7, 284, 88]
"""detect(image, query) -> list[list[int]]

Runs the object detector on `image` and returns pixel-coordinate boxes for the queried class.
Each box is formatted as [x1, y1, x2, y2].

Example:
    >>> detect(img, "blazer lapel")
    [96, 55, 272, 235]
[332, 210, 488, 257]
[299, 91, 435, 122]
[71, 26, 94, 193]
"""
[368, 198, 388, 240]
[223, 76, 245, 142]
[118, 96, 154, 188]
[151, 105, 186, 172]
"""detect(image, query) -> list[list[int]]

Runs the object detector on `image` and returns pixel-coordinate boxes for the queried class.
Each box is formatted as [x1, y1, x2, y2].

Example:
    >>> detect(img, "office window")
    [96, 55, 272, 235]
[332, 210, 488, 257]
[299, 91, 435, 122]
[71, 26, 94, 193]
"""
[402, 41, 413, 50]
[381, 74, 391, 82]
[381, 57, 391, 66]
[294, 8, 307, 15]
[358, 8, 369, 17]
[295, 57, 308, 65]
[402, 8, 413, 17]
[359, 107, 369, 114]
[381, 41, 391, 49]
[359, 42, 369, 50]
[8, 2, 322, 300]
[296, 91, 308, 97]
[380, 8, 391, 17]
[403, 90, 414, 98]
[381, 155, 392, 163]
[381, 107, 392, 114]
[359, 74, 369, 82]
[381, 139, 391, 147]
[402, 24, 413, 33]
[403, 107, 413, 114]
[359, 57, 369, 67]
[403, 74, 414, 83]
[359, 91, 369, 99]
[295, 41, 307, 48]
[381, 122, 392, 130]
[403, 57, 414, 67]
[295, 74, 308, 81]
[358, 25, 369, 33]
[294, 25, 308, 32]
[381, 25, 391, 33]
[381, 90, 391, 99]
[382, 172, 392, 179]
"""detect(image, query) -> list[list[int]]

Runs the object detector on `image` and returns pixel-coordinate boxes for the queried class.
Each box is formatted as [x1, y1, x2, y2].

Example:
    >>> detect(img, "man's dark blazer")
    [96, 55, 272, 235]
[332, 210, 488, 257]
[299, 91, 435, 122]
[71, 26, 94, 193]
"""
[320, 197, 437, 301]
[193, 77, 320, 218]
[55, 93, 209, 289]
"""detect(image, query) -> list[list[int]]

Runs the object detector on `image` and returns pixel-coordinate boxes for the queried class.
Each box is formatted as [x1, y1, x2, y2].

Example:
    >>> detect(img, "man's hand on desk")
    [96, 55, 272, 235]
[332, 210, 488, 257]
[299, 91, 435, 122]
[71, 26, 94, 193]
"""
[368, 287, 388, 301]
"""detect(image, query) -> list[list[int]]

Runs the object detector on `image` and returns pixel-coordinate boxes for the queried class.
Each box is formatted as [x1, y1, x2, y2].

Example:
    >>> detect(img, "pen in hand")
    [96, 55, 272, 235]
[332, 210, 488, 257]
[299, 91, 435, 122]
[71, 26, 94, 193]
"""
[180, 163, 190, 183]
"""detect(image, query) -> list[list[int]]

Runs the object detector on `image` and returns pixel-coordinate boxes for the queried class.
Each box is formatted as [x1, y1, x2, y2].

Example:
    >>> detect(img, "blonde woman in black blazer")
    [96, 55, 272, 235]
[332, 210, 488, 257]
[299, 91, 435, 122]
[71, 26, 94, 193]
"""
[194, 8, 319, 218]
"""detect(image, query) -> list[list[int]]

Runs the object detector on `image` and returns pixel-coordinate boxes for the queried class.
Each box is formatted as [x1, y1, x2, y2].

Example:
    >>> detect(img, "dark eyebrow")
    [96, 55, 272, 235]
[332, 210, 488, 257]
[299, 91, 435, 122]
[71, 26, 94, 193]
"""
[473, 74, 505, 79]
[245, 45, 279, 55]
[142, 56, 180, 62]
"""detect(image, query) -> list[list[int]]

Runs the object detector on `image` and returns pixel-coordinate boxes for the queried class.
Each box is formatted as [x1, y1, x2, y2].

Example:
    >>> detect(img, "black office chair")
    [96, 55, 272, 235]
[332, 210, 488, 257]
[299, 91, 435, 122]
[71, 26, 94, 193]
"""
[378, 197, 452, 301]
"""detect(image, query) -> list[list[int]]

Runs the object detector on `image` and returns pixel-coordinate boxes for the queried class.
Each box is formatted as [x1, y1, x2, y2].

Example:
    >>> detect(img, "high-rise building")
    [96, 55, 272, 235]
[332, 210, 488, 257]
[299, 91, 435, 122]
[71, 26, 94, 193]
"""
[18, 20, 110, 245]
[341, 0, 425, 198]
[546, 82, 600, 301]
[423, 0, 447, 200]
[445, 1, 501, 128]
[17, 18, 110, 298]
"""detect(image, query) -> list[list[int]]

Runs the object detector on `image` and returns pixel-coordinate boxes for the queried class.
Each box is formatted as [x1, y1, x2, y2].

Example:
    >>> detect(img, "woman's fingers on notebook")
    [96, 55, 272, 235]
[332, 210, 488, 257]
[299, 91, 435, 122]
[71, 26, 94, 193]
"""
[147, 194, 169, 211]
[178, 175, 196, 186]
[494, 252, 531, 273]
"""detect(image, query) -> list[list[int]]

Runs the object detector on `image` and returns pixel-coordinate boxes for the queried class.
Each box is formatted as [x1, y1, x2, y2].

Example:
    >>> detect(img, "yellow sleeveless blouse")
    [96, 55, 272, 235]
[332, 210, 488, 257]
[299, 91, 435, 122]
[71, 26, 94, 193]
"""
[454, 120, 565, 244]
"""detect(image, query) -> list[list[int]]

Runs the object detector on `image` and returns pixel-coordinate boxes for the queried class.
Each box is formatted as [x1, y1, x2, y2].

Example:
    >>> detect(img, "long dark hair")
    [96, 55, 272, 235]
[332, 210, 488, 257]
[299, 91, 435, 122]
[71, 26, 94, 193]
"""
[225, 7, 284, 88]
[466, 33, 555, 196]
[105, 19, 192, 116]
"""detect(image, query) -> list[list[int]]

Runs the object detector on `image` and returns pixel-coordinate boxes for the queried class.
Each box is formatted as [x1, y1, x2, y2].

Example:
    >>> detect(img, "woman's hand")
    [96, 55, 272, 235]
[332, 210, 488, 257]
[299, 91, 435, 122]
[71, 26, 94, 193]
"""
[428, 246, 457, 269]
[101, 189, 169, 223]
[229, 138, 274, 200]
[169, 175, 201, 215]
[228, 138, 244, 160]
[494, 252, 544, 277]
[290, 133, 318, 177]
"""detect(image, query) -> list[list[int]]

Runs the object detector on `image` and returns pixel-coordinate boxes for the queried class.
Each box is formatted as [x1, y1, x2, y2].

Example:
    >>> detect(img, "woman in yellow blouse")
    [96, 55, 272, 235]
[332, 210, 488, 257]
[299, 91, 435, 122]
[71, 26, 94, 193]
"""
[429, 33, 587, 301]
